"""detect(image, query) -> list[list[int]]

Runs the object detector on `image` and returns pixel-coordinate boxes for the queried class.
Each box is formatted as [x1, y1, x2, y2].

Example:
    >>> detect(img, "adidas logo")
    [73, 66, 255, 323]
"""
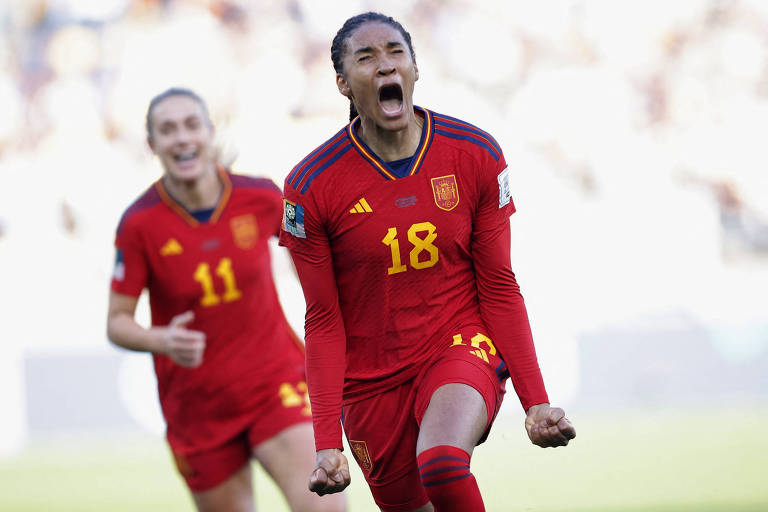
[471, 349, 489, 363]
[349, 198, 373, 214]
[160, 238, 183, 256]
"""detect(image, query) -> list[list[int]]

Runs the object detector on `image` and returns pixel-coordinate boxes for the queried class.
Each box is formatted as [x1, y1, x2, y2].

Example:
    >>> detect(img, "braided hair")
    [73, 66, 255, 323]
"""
[330, 12, 415, 122]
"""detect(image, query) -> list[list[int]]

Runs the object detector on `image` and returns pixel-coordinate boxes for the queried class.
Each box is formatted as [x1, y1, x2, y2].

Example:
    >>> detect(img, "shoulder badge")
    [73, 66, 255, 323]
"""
[113, 249, 125, 281]
[282, 199, 306, 238]
[497, 166, 511, 208]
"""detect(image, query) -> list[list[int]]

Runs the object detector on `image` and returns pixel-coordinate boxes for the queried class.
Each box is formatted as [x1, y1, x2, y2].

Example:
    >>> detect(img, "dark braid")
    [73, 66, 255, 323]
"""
[331, 12, 415, 123]
[146, 87, 211, 139]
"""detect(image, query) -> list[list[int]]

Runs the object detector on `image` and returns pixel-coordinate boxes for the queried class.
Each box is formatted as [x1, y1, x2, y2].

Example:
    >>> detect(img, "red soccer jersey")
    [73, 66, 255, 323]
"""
[112, 168, 304, 454]
[280, 107, 549, 450]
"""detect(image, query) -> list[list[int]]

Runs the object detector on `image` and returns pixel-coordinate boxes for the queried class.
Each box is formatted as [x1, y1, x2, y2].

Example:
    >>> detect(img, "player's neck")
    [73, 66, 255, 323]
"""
[358, 114, 423, 162]
[163, 167, 222, 211]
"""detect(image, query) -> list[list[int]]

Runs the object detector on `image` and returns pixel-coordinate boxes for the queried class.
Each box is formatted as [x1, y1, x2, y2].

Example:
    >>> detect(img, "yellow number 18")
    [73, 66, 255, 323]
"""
[381, 222, 439, 275]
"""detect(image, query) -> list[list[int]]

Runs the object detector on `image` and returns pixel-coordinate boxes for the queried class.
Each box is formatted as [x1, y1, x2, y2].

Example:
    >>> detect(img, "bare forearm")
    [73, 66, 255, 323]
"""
[107, 313, 165, 354]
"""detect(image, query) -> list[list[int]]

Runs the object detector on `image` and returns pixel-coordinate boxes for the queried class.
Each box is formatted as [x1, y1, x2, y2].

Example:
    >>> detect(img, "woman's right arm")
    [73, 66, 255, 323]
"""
[107, 291, 162, 352]
[288, 245, 351, 496]
[279, 185, 350, 494]
[288, 244, 347, 451]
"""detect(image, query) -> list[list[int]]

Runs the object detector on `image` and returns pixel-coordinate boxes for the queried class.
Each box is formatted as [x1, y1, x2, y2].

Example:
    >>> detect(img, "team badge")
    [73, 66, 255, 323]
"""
[230, 214, 259, 249]
[497, 166, 511, 208]
[348, 440, 372, 472]
[431, 174, 459, 211]
[282, 199, 306, 238]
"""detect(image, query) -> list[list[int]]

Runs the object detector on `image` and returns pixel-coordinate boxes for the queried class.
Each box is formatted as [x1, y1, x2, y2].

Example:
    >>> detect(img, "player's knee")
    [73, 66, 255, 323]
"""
[416, 445, 485, 510]
[416, 445, 471, 488]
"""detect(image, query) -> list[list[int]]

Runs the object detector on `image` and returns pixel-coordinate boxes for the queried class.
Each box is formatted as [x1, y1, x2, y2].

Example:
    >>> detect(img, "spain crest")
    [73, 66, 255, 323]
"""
[348, 440, 373, 472]
[230, 214, 259, 249]
[431, 174, 459, 211]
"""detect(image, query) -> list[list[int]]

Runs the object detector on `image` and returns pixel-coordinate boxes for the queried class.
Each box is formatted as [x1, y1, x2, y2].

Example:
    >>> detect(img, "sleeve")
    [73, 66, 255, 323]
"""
[472, 153, 550, 411]
[111, 216, 148, 298]
[279, 189, 347, 451]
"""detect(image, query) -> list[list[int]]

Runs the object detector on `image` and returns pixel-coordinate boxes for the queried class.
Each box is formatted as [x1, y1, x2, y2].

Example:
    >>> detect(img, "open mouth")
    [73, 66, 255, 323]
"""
[378, 84, 404, 115]
[174, 151, 199, 163]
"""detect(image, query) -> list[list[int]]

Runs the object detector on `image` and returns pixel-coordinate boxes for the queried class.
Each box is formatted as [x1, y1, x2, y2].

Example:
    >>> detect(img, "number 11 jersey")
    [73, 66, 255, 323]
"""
[112, 168, 305, 454]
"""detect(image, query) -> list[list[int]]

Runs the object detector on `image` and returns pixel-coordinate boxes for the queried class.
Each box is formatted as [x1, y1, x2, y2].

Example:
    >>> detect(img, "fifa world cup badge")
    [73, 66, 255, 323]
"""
[497, 166, 511, 208]
[113, 248, 126, 281]
[282, 199, 306, 238]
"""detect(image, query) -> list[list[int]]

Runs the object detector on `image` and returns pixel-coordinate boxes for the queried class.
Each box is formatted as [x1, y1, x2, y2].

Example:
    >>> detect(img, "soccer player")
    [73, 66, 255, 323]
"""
[279, 12, 576, 512]
[107, 88, 346, 512]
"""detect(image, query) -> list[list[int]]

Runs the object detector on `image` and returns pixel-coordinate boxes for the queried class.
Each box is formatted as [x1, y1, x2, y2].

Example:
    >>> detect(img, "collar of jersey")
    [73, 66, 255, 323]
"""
[346, 105, 434, 181]
[154, 166, 232, 227]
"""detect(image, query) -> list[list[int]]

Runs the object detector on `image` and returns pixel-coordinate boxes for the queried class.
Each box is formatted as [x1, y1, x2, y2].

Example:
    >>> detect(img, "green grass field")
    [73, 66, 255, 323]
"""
[1, 408, 766, 511]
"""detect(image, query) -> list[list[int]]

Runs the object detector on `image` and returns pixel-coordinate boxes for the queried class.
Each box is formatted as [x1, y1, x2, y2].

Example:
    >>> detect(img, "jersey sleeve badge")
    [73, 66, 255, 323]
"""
[431, 174, 460, 211]
[113, 248, 125, 281]
[282, 199, 306, 238]
[497, 166, 511, 208]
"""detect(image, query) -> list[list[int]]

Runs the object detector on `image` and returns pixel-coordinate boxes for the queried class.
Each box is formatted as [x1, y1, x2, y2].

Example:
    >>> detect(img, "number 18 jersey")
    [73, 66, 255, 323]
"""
[280, 107, 548, 448]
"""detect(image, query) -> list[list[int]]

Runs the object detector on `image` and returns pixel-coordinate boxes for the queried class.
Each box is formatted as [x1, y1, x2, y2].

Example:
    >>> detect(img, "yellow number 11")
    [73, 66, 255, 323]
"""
[193, 258, 242, 307]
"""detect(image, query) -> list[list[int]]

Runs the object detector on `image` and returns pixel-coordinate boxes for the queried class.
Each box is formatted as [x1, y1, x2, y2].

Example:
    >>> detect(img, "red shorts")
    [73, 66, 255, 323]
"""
[342, 325, 508, 512]
[170, 371, 312, 492]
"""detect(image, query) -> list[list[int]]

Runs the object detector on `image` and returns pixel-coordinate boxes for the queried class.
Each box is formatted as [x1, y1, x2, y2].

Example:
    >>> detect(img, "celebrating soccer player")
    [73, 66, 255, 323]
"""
[107, 88, 345, 512]
[279, 12, 576, 512]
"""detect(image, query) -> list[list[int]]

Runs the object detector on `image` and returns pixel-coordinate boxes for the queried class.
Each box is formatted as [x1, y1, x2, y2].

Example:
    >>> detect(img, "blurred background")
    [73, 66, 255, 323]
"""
[1, 0, 767, 510]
